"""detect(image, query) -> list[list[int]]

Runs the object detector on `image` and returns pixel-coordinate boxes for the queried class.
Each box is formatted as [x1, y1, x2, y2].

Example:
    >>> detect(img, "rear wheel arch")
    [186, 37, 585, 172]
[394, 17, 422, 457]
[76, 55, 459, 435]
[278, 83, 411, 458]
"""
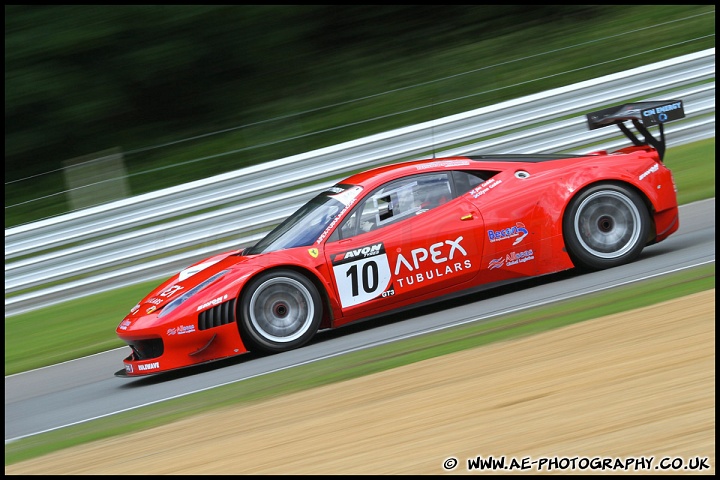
[562, 181, 654, 271]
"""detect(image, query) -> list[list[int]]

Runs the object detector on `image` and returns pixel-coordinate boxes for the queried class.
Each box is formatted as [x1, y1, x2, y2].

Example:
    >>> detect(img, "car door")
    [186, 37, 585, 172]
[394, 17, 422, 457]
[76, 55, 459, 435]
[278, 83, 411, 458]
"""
[324, 172, 484, 320]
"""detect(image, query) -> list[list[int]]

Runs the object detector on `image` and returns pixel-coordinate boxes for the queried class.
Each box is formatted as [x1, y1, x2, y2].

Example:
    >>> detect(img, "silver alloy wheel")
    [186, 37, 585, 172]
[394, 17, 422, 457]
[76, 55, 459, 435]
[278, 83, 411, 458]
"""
[248, 277, 315, 343]
[573, 190, 642, 259]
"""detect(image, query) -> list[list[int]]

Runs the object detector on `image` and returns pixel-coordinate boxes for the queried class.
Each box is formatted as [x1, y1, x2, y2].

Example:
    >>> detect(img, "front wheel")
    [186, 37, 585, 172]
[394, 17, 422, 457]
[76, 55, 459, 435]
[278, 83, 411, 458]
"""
[563, 183, 651, 271]
[239, 269, 322, 353]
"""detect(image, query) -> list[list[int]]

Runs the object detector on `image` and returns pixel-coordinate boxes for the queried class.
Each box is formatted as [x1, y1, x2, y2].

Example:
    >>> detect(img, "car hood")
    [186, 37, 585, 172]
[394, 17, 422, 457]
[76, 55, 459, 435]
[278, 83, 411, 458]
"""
[131, 249, 257, 315]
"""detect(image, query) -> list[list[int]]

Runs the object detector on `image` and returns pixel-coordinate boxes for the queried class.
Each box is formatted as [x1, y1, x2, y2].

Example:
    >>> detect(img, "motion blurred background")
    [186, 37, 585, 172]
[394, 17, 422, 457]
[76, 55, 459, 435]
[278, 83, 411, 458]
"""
[4, 8, 716, 467]
[4, 5, 715, 228]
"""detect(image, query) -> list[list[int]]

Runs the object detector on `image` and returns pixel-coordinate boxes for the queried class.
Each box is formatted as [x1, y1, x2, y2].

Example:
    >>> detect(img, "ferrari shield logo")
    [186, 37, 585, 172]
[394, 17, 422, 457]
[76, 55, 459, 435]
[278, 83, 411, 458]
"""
[308, 248, 319, 258]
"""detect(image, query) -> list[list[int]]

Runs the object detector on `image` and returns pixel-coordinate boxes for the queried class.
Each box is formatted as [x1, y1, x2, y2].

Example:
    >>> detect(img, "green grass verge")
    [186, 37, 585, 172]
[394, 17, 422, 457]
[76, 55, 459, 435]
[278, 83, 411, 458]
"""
[5, 263, 714, 465]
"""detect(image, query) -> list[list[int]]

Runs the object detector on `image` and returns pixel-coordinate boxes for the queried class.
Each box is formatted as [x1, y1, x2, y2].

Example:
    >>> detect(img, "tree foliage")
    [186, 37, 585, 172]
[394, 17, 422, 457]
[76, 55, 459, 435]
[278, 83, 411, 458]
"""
[5, 5, 600, 180]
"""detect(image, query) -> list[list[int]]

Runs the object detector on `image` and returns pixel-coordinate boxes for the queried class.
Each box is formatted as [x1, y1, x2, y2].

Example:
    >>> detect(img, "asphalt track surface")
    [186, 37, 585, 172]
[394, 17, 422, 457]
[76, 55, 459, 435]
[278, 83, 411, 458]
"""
[4, 198, 715, 443]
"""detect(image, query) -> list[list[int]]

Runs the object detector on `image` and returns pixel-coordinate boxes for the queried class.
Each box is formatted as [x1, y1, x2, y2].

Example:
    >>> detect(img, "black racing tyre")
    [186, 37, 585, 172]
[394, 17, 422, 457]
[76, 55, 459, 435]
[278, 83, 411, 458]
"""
[563, 183, 651, 271]
[239, 269, 322, 353]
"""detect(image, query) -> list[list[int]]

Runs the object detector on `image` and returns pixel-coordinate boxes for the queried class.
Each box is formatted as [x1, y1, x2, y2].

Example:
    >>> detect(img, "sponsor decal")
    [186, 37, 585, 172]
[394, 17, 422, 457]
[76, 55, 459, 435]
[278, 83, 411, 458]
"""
[167, 324, 196, 335]
[196, 294, 229, 311]
[381, 287, 395, 298]
[332, 242, 383, 264]
[328, 185, 363, 206]
[488, 257, 504, 270]
[639, 101, 684, 125]
[316, 197, 358, 245]
[639, 163, 659, 181]
[159, 284, 184, 298]
[308, 248, 319, 258]
[487, 249, 535, 269]
[137, 362, 160, 371]
[470, 178, 502, 198]
[118, 319, 132, 331]
[395, 260, 472, 288]
[642, 101, 682, 119]
[129, 303, 140, 314]
[505, 249, 535, 266]
[146, 305, 157, 314]
[147, 297, 163, 305]
[416, 160, 470, 170]
[178, 259, 221, 281]
[124, 364, 133, 373]
[394, 236, 467, 273]
[394, 236, 472, 288]
[487, 222, 528, 246]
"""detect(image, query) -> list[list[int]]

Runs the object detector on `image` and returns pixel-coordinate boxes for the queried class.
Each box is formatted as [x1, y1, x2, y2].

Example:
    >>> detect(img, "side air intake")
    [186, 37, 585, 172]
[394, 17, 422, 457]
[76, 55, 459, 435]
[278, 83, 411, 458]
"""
[198, 298, 236, 330]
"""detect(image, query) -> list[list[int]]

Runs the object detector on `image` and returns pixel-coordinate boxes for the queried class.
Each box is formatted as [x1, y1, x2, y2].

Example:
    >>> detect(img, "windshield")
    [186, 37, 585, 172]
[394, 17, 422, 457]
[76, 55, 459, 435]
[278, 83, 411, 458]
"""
[244, 184, 362, 255]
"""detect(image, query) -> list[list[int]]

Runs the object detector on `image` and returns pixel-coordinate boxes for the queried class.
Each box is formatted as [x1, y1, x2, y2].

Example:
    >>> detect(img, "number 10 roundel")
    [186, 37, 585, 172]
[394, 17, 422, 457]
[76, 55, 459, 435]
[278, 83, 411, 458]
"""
[332, 242, 392, 308]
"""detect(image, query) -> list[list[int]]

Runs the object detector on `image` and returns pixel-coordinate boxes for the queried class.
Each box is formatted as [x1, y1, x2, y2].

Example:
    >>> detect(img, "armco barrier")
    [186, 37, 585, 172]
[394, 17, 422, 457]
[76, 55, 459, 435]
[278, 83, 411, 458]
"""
[4, 49, 715, 316]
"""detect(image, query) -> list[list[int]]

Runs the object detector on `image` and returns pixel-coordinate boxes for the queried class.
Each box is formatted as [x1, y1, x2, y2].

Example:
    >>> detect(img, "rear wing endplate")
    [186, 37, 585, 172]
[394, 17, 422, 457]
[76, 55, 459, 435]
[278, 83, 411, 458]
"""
[586, 100, 685, 161]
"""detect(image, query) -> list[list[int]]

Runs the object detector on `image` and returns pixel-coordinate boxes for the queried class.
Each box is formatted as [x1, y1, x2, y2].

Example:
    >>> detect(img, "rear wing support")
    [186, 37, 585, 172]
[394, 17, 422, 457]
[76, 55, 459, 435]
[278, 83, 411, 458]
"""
[586, 100, 685, 161]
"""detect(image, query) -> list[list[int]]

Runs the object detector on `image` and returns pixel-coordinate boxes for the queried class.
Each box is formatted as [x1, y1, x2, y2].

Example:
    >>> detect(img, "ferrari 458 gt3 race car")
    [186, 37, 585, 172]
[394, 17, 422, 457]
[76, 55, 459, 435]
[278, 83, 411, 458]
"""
[116, 99, 685, 377]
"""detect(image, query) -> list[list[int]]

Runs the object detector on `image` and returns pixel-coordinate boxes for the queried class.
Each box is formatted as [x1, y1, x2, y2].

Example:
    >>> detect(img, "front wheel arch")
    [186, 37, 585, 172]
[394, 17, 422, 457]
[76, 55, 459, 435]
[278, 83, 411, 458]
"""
[237, 267, 325, 354]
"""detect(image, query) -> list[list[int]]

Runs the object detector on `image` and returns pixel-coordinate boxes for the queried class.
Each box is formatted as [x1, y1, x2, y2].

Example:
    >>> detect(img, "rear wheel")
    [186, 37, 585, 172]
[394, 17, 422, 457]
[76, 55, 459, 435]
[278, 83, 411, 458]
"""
[239, 269, 322, 353]
[563, 183, 651, 271]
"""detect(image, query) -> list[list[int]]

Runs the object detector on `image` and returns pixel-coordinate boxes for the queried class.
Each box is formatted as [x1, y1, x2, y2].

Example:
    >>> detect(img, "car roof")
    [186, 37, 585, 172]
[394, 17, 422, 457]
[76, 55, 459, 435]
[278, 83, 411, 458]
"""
[340, 153, 594, 190]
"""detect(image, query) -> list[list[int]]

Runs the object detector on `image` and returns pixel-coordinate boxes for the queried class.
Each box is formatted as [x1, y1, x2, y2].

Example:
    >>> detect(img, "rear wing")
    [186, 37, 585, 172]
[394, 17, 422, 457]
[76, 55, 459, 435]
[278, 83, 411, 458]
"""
[586, 100, 685, 161]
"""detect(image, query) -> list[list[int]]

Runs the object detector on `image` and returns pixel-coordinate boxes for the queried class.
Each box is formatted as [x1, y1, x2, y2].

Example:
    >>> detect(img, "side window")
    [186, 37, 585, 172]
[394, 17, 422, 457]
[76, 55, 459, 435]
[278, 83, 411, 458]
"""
[452, 170, 488, 195]
[336, 173, 452, 239]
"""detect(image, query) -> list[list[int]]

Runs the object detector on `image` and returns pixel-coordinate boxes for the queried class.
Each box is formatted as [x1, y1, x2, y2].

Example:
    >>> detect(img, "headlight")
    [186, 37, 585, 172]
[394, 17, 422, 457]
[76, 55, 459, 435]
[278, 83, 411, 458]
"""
[158, 270, 229, 318]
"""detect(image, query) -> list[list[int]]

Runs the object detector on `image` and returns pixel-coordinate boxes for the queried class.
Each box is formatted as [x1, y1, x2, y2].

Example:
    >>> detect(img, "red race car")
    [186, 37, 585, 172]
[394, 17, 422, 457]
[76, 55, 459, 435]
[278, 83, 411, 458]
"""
[115, 99, 685, 377]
